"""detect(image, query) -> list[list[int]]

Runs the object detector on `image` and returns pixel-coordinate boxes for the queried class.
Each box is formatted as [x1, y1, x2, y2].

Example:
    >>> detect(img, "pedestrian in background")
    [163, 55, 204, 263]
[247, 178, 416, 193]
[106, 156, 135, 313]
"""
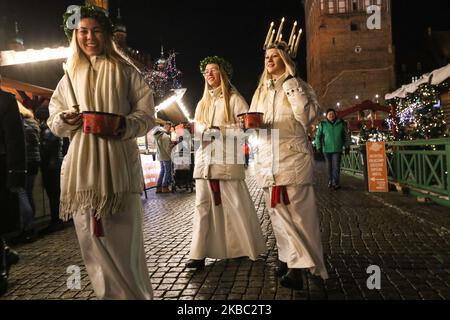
[154, 121, 174, 194]
[314, 108, 351, 190]
[18, 102, 40, 242]
[243, 142, 250, 168]
[35, 106, 64, 233]
[0, 77, 24, 296]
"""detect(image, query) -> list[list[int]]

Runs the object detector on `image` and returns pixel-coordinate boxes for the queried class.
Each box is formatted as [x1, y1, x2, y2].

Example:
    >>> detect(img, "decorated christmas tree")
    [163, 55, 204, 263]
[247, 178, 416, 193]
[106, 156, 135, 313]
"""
[142, 47, 183, 99]
[386, 80, 449, 140]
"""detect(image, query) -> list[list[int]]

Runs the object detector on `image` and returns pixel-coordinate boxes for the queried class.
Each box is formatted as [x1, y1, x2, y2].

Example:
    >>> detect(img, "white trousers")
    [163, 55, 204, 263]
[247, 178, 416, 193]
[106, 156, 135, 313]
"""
[264, 185, 328, 279]
[73, 194, 153, 300]
[190, 179, 267, 260]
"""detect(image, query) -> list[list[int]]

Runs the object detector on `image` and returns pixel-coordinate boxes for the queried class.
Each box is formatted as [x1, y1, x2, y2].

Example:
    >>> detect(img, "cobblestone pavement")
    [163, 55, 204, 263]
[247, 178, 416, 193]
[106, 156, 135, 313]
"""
[1, 161, 450, 300]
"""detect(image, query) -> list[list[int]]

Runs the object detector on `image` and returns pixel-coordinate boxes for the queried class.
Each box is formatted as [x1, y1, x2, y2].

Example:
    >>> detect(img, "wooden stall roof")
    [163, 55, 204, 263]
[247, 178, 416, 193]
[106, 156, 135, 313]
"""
[0, 77, 53, 99]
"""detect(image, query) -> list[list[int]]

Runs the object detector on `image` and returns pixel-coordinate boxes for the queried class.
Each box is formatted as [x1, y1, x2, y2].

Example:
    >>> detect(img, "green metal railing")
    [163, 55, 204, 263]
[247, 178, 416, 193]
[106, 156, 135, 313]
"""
[341, 138, 450, 207]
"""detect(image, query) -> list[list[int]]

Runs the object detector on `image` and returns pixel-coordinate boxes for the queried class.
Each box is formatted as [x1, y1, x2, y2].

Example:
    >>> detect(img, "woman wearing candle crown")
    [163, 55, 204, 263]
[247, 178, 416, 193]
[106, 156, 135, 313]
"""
[249, 35, 328, 289]
[47, 5, 154, 299]
[185, 56, 266, 269]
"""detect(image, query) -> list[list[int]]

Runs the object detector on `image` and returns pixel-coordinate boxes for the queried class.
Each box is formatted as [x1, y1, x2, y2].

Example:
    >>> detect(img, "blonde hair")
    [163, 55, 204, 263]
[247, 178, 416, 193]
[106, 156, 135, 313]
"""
[17, 100, 34, 119]
[66, 18, 129, 77]
[251, 48, 297, 107]
[195, 66, 234, 125]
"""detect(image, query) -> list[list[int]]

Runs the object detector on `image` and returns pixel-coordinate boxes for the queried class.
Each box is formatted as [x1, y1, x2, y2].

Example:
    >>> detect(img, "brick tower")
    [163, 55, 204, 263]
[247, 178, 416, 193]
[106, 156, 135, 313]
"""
[85, 0, 109, 13]
[304, 0, 395, 113]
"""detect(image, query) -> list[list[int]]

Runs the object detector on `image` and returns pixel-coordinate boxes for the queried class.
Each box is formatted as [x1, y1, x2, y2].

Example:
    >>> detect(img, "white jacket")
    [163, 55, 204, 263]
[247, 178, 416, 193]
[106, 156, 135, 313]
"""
[249, 74, 322, 188]
[193, 88, 249, 180]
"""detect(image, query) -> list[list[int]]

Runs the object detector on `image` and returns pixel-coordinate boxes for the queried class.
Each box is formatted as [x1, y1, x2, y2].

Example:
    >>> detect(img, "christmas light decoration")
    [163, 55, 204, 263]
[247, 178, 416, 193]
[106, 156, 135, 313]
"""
[386, 80, 449, 141]
[0, 47, 70, 66]
[142, 50, 182, 98]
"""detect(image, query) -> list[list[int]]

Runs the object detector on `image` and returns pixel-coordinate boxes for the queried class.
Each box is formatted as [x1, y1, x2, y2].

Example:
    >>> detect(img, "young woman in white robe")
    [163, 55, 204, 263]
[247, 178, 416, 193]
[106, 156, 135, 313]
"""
[186, 57, 266, 269]
[249, 44, 329, 289]
[48, 7, 154, 299]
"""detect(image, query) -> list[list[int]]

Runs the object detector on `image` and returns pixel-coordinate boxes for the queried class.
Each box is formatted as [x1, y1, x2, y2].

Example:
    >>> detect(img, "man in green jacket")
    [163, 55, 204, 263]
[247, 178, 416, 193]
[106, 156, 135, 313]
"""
[315, 108, 351, 190]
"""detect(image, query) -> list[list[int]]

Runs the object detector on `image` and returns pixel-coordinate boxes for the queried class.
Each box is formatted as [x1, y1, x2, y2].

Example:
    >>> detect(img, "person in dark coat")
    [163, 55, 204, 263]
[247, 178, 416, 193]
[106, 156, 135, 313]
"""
[35, 107, 64, 233]
[18, 102, 40, 241]
[0, 79, 25, 296]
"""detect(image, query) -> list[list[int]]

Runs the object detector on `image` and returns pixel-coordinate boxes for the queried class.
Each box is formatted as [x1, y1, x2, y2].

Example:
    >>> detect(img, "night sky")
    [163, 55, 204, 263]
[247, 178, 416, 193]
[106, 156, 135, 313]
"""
[1, 0, 450, 112]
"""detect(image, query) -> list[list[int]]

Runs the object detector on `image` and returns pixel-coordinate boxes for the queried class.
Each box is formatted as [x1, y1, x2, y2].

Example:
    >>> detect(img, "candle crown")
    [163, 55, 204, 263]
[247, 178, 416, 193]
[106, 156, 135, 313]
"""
[263, 19, 302, 59]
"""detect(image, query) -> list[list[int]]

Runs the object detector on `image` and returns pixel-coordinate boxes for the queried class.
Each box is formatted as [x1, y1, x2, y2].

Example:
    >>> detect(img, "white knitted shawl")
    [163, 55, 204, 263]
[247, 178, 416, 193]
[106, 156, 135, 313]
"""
[48, 56, 154, 220]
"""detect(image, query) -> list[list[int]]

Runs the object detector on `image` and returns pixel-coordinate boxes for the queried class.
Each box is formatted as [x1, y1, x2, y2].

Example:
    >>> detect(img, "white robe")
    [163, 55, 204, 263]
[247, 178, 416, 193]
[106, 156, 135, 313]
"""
[48, 56, 154, 299]
[189, 88, 266, 260]
[264, 186, 328, 279]
[250, 74, 328, 279]
[73, 194, 153, 300]
[190, 179, 266, 260]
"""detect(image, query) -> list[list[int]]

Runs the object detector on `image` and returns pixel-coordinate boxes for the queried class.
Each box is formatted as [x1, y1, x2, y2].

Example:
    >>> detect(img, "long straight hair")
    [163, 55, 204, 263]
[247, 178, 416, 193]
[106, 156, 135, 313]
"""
[195, 66, 234, 125]
[251, 48, 297, 107]
[17, 100, 34, 119]
[66, 18, 129, 78]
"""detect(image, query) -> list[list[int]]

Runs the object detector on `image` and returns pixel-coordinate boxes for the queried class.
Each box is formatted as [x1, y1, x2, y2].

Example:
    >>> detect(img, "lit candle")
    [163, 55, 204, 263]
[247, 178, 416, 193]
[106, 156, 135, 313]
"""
[62, 63, 79, 112]
[278, 33, 283, 44]
[290, 35, 296, 54]
[293, 28, 303, 57]
[267, 29, 275, 47]
[275, 17, 285, 44]
[288, 21, 297, 48]
[264, 22, 274, 48]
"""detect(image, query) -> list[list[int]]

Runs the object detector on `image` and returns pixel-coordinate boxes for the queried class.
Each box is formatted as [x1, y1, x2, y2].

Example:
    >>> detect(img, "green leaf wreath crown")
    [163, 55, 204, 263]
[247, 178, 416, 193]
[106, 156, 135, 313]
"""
[199, 56, 233, 79]
[62, 5, 114, 42]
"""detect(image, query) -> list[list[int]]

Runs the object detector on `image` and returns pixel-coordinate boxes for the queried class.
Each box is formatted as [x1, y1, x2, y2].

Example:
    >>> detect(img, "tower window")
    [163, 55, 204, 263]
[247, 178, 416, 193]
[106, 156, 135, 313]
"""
[338, 0, 346, 13]
[352, 0, 358, 11]
[365, 0, 382, 10]
[328, 0, 335, 14]
[351, 22, 359, 31]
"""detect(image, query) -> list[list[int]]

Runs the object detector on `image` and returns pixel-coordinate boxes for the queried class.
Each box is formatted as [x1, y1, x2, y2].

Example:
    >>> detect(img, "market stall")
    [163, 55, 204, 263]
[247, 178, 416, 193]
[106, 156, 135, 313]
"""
[139, 88, 194, 190]
[0, 77, 55, 222]
[385, 63, 450, 139]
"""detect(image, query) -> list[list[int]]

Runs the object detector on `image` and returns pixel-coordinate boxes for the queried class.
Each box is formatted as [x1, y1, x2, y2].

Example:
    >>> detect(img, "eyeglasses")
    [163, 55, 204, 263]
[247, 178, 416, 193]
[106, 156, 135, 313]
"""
[203, 68, 219, 75]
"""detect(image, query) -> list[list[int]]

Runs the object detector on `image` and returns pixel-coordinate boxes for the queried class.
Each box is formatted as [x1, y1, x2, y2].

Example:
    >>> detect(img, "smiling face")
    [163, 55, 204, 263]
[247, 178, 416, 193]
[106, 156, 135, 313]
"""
[203, 63, 222, 89]
[265, 48, 286, 79]
[76, 18, 105, 57]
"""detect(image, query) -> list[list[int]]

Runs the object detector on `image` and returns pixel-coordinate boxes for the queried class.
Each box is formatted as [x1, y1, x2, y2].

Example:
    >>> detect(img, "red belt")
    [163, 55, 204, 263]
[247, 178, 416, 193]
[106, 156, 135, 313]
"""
[93, 216, 104, 237]
[209, 180, 222, 206]
[271, 186, 290, 208]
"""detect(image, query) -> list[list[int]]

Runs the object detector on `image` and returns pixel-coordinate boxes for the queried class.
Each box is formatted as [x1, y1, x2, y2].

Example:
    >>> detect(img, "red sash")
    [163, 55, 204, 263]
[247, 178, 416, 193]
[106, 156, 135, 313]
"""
[271, 186, 290, 208]
[209, 180, 222, 206]
[93, 216, 104, 237]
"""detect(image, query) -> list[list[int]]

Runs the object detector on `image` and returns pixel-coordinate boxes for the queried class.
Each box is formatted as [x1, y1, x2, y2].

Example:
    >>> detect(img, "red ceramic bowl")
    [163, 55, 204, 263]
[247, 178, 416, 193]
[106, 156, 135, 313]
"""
[237, 112, 264, 129]
[82, 111, 123, 137]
